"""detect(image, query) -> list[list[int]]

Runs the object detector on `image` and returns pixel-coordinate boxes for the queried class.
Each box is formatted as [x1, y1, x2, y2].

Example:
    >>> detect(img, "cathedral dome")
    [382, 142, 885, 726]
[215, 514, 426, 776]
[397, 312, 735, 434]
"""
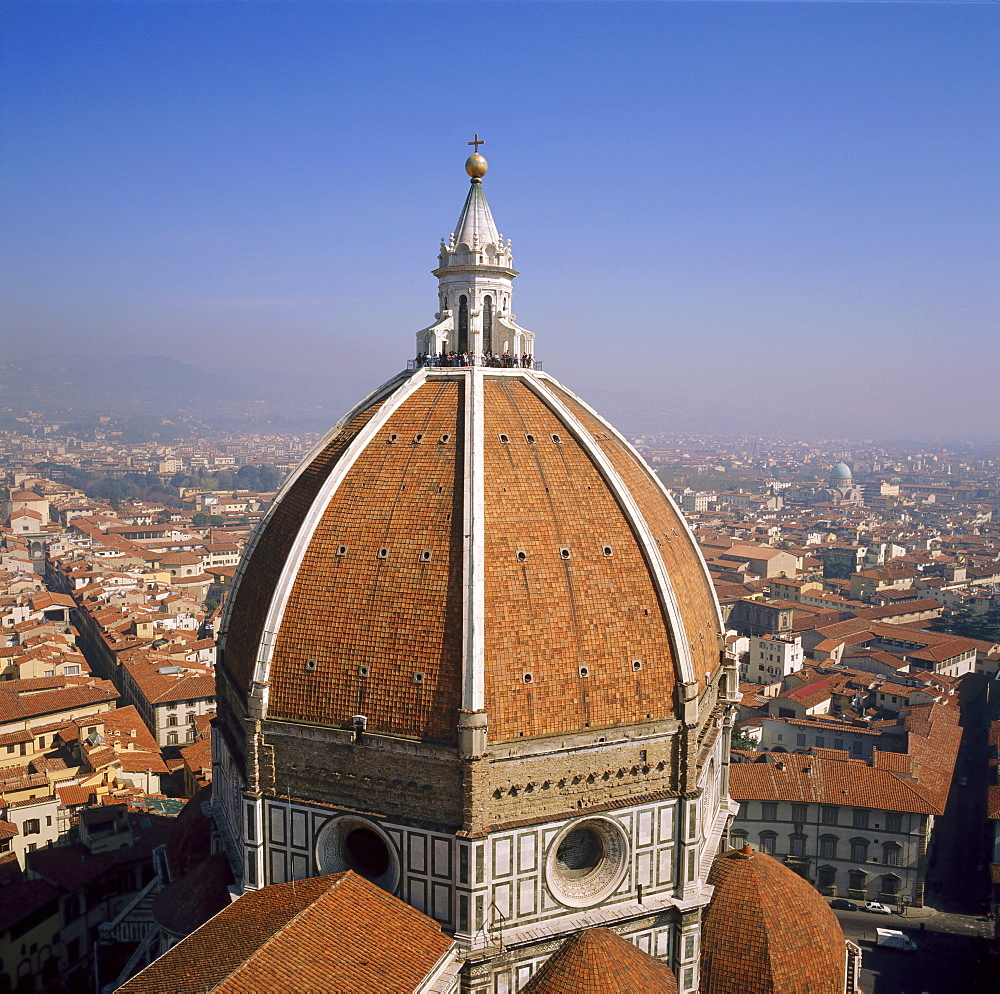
[701, 845, 847, 994]
[829, 462, 852, 482]
[218, 367, 722, 745]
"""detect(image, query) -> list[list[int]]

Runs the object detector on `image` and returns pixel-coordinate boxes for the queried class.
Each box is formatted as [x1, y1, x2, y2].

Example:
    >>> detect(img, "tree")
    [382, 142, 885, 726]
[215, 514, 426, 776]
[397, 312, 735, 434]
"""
[731, 729, 759, 753]
[192, 513, 224, 527]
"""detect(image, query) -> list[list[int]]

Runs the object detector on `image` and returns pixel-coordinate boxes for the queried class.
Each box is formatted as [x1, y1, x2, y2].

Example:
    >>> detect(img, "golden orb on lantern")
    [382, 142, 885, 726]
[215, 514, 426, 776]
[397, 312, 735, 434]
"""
[465, 153, 488, 181]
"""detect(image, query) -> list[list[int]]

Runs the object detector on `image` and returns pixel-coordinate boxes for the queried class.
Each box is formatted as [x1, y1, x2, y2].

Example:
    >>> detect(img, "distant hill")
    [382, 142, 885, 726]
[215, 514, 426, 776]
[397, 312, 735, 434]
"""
[0, 354, 358, 426]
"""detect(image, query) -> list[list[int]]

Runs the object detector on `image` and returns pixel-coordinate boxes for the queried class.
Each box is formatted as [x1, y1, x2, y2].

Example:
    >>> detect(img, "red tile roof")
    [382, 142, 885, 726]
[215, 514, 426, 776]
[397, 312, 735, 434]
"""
[117, 871, 454, 994]
[521, 927, 678, 993]
[702, 845, 845, 994]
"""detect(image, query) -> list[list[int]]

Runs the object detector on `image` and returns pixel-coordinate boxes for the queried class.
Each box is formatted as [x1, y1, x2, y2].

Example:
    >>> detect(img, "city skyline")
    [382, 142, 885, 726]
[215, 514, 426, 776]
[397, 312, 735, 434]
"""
[2, 1, 998, 439]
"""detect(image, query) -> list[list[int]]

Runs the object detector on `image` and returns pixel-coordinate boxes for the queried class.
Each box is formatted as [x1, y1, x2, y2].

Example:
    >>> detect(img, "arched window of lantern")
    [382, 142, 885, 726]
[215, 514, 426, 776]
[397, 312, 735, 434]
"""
[458, 295, 469, 352]
[483, 295, 493, 353]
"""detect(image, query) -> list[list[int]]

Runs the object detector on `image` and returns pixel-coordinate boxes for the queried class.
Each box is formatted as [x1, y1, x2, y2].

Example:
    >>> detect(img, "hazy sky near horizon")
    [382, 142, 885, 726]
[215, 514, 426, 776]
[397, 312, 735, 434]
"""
[2, 1, 998, 439]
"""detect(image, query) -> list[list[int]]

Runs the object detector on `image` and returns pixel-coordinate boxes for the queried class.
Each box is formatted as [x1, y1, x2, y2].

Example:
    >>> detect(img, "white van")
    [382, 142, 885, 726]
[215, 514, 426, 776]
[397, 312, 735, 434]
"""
[875, 928, 918, 952]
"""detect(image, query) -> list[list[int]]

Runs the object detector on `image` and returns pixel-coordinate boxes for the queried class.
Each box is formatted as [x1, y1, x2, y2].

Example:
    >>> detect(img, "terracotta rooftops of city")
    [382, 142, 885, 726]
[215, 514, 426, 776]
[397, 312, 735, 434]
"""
[520, 927, 678, 993]
[701, 845, 846, 994]
[219, 373, 723, 744]
[116, 870, 454, 994]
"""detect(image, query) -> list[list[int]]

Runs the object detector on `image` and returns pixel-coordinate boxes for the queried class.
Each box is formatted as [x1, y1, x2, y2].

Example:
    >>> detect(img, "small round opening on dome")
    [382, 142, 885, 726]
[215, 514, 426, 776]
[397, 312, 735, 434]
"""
[357, 664, 370, 678]
[555, 827, 603, 880]
[602, 545, 613, 557]
[336, 545, 348, 557]
[377, 548, 389, 560]
[388, 433, 398, 443]
[579, 666, 590, 678]
[525, 433, 536, 443]
[413, 671, 425, 685]
[413, 433, 424, 444]
[499, 433, 510, 443]
[632, 659, 642, 672]
[420, 550, 432, 562]
[523, 672, 533, 684]
[343, 827, 392, 879]
[551, 433, 562, 444]
[439, 433, 451, 444]
[515, 550, 528, 562]
[559, 548, 571, 560]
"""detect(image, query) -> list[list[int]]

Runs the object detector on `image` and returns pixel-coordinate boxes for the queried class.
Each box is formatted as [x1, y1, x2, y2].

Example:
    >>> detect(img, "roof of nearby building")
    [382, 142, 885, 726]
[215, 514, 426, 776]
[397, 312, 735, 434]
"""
[520, 927, 678, 993]
[116, 871, 454, 994]
[701, 845, 845, 994]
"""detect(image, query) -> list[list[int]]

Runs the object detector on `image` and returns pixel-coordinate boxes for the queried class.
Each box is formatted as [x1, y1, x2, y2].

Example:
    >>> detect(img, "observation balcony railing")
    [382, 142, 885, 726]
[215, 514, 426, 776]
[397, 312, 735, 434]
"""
[408, 355, 542, 372]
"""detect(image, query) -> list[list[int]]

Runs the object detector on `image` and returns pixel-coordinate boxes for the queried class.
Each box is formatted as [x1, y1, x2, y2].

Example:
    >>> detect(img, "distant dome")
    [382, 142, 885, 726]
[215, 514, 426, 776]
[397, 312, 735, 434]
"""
[829, 462, 852, 482]
[701, 845, 846, 993]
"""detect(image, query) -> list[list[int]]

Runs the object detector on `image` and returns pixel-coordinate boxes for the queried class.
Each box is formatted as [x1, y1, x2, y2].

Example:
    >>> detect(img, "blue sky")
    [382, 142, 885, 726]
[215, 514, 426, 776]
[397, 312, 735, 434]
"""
[2, 1, 998, 438]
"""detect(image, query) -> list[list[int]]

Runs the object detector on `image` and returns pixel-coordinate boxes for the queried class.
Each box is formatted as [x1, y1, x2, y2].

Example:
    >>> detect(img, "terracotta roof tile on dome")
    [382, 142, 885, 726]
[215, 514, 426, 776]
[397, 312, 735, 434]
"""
[219, 368, 723, 744]
[521, 927, 678, 994]
[116, 870, 454, 994]
[701, 845, 846, 994]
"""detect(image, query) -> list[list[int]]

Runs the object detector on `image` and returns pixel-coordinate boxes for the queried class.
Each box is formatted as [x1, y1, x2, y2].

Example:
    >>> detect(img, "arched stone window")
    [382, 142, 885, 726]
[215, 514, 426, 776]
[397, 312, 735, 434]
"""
[730, 830, 748, 849]
[882, 842, 902, 867]
[458, 295, 469, 352]
[850, 838, 869, 863]
[819, 835, 837, 859]
[758, 831, 777, 855]
[482, 295, 493, 353]
[789, 833, 807, 857]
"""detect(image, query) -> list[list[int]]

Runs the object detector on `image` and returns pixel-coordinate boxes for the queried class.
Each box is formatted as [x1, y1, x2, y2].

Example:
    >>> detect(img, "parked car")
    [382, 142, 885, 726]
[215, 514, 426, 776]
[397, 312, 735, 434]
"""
[957, 777, 969, 787]
[831, 899, 859, 911]
[866, 902, 893, 915]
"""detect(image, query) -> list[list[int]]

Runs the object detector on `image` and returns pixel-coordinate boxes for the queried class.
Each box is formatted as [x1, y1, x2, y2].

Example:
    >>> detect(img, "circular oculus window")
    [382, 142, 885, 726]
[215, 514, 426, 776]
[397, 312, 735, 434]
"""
[315, 816, 400, 893]
[545, 817, 629, 908]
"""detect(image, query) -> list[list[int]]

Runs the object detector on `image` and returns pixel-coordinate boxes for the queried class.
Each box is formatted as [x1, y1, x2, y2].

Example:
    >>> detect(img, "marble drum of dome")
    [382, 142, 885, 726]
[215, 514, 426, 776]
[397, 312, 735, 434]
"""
[315, 816, 401, 893]
[545, 817, 629, 908]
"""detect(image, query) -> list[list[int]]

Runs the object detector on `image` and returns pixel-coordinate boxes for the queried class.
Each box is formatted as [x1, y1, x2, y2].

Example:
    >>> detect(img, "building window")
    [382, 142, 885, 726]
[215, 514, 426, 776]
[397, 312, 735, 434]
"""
[792, 804, 807, 824]
[852, 741, 863, 755]
[848, 869, 868, 896]
[886, 812, 902, 833]
[881, 873, 900, 897]
[883, 843, 902, 867]
[167, 715, 178, 727]
[761, 803, 777, 822]
[821, 806, 839, 826]
[850, 839, 869, 863]
[815, 736, 825, 748]
[796, 734, 806, 747]
[819, 835, 837, 859]
[789, 834, 806, 857]
[758, 832, 776, 855]
[23, 819, 40, 835]
[853, 809, 869, 829]
[817, 865, 837, 891]
[166, 732, 178, 745]
[730, 831, 748, 849]
[834, 739, 844, 750]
